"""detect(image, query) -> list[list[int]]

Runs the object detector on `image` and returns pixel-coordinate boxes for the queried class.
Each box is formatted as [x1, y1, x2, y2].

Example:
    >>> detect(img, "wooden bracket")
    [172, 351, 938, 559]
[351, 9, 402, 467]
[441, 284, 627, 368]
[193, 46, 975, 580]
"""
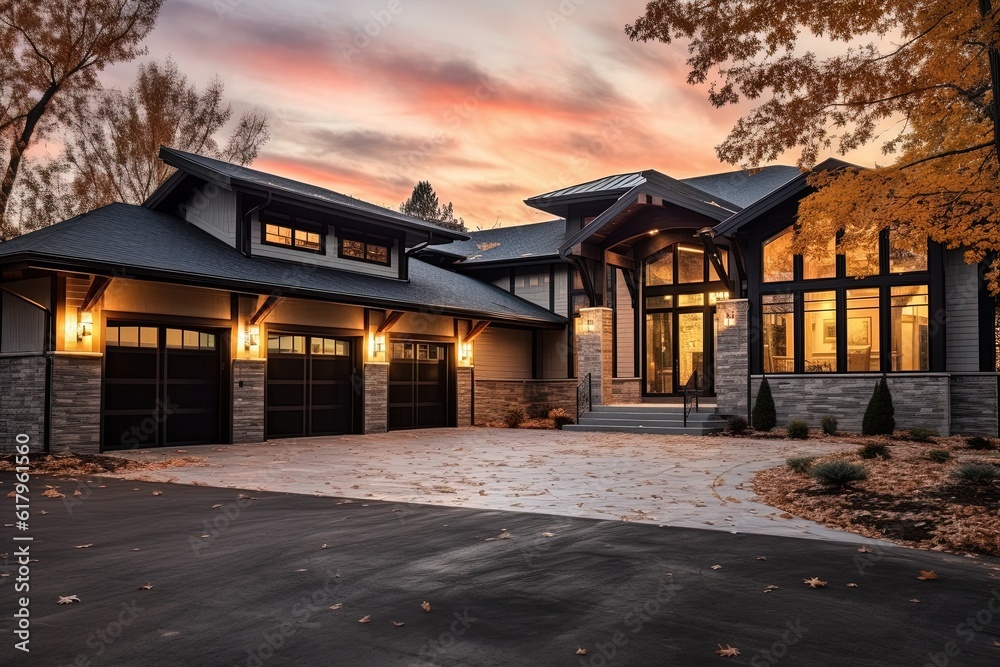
[80, 276, 112, 312]
[376, 310, 405, 334]
[463, 321, 490, 343]
[250, 294, 282, 325]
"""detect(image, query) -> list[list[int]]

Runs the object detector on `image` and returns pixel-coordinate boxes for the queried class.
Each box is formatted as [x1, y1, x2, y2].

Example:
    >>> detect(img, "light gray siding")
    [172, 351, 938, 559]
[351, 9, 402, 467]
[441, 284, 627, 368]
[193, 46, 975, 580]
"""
[945, 250, 980, 372]
[513, 267, 551, 309]
[615, 269, 635, 377]
[553, 267, 568, 316]
[182, 186, 238, 245]
[1, 291, 46, 353]
[474, 326, 532, 379]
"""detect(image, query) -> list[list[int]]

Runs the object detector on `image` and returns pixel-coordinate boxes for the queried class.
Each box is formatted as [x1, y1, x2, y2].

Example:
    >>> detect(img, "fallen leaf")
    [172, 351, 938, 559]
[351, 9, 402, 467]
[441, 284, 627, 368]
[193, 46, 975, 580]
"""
[917, 570, 938, 581]
[478, 490, 487, 496]
[321, 544, 329, 549]
[715, 644, 741, 657]
[152, 491, 163, 496]
[757, 556, 767, 561]
[847, 583, 859, 588]
[576, 648, 588, 655]
[858, 546, 872, 553]
[542, 532, 556, 538]
[75, 544, 94, 549]
[73, 490, 83, 497]
[421, 601, 431, 613]
[5, 491, 14, 498]
[358, 615, 372, 623]
[804, 577, 828, 588]
[138, 582, 153, 590]
[40, 510, 48, 515]
[211, 504, 222, 509]
[329, 603, 343, 611]
[42, 488, 65, 499]
[910, 599, 921, 603]
[710, 565, 723, 570]
[199, 534, 211, 538]
[57, 595, 81, 605]
[392, 621, 405, 627]
[499, 532, 512, 540]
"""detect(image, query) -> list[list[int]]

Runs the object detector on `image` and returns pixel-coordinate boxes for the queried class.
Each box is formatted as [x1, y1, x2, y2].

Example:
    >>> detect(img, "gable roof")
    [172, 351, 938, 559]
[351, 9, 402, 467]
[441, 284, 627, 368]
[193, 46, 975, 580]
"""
[0, 204, 564, 327]
[681, 166, 803, 209]
[525, 172, 647, 214]
[152, 147, 468, 245]
[433, 219, 568, 266]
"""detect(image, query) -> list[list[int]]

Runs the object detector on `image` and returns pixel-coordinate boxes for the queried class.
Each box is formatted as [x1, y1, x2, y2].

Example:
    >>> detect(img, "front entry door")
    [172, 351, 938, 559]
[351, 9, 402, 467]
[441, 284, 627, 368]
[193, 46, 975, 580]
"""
[644, 308, 711, 396]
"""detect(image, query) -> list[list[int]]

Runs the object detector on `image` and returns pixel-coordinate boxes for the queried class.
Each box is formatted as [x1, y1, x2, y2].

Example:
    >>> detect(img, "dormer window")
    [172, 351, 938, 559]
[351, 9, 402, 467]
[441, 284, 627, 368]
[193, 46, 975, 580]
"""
[339, 232, 391, 266]
[263, 221, 323, 253]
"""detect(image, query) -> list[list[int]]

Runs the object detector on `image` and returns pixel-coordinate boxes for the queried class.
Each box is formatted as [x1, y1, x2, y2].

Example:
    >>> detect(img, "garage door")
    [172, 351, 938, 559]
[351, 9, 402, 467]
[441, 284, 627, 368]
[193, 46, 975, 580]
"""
[388, 341, 451, 430]
[266, 334, 356, 438]
[103, 324, 223, 450]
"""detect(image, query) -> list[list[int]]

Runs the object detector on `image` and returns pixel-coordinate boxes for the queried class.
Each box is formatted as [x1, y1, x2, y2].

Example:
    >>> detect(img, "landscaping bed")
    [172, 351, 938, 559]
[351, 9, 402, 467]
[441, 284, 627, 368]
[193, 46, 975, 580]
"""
[0, 452, 207, 475]
[752, 434, 1000, 557]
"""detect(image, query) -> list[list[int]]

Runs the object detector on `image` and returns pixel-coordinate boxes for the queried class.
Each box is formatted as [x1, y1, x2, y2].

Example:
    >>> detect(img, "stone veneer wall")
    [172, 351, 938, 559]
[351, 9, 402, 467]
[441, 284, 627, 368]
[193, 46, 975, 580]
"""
[233, 359, 266, 443]
[364, 363, 389, 434]
[0, 353, 47, 454]
[949, 374, 999, 437]
[751, 373, 951, 435]
[456, 367, 473, 427]
[576, 307, 613, 405]
[610, 378, 641, 404]
[473, 379, 577, 425]
[715, 300, 750, 418]
[49, 353, 102, 454]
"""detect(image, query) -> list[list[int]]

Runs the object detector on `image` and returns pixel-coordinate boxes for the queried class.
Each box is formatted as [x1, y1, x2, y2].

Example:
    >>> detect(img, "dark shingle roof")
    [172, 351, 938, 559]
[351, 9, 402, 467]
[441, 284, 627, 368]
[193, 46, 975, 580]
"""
[436, 219, 567, 265]
[680, 166, 803, 209]
[0, 204, 563, 326]
[157, 147, 468, 242]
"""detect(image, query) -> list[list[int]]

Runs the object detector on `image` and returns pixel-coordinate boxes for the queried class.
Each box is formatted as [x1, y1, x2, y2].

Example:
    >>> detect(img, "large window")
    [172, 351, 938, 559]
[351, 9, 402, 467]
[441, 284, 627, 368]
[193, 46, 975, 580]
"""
[803, 237, 837, 280]
[762, 228, 794, 283]
[804, 291, 836, 372]
[645, 244, 729, 286]
[263, 222, 323, 253]
[762, 294, 795, 373]
[845, 289, 879, 371]
[889, 232, 928, 273]
[339, 234, 391, 266]
[891, 285, 929, 370]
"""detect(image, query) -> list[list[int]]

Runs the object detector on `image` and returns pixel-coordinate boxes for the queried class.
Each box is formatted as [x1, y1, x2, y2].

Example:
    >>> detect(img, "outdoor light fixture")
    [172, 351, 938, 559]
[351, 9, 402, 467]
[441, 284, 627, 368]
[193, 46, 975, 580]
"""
[76, 309, 93, 342]
[724, 310, 736, 328]
[582, 318, 595, 333]
[244, 321, 260, 352]
[372, 332, 387, 358]
[460, 341, 473, 363]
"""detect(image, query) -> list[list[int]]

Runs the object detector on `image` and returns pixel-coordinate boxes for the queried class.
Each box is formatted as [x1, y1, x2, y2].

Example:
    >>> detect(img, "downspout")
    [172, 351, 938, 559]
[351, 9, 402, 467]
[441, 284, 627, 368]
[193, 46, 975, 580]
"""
[241, 191, 272, 257]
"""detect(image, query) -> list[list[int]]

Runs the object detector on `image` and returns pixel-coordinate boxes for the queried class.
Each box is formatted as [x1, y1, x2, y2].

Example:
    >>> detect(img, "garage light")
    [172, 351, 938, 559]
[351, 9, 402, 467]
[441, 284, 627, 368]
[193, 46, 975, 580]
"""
[244, 322, 260, 352]
[76, 309, 93, 342]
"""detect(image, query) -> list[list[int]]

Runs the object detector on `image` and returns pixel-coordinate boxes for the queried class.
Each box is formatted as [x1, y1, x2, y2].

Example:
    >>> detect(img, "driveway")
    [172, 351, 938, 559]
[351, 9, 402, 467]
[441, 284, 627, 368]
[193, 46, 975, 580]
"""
[110, 428, 875, 543]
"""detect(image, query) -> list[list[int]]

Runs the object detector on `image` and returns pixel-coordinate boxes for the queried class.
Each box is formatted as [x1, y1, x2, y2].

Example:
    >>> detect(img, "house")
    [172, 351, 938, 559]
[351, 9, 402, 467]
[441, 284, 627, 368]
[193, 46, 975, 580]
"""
[0, 149, 995, 454]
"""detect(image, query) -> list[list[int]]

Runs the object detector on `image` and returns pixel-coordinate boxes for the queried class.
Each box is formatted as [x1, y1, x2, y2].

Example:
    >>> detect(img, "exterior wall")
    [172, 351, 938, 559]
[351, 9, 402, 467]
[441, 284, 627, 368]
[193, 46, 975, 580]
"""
[750, 373, 951, 435]
[1, 289, 47, 353]
[182, 186, 239, 246]
[553, 267, 568, 316]
[267, 300, 365, 331]
[0, 353, 47, 454]
[473, 326, 532, 379]
[364, 363, 388, 434]
[233, 359, 266, 443]
[611, 378, 641, 404]
[251, 213, 399, 279]
[715, 300, 750, 417]
[473, 378, 577, 424]
[103, 280, 231, 321]
[944, 250, 981, 372]
[392, 312, 455, 338]
[577, 307, 613, 405]
[49, 353, 102, 454]
[541, 328, 569, 379]
[949, 374, 999, 436]
[513, 267, 551, 309]
[615, 270, 635, 377]
[456, 367, 473, 426]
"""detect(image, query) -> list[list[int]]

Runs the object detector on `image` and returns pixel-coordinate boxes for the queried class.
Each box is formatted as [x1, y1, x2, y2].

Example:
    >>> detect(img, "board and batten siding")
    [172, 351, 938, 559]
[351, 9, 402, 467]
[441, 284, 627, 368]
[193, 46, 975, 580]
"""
[513, 268, 551, 309]
[1, 285, 47, 353]
[182, 187, 238, 245]
[473, 327, 532, 379]
[250, 214, 399, 279]
[542, 329, 569, 378]
[553, 267, 568, 316]
[615, 269, 636, 377]
[945, 250, 981, 372]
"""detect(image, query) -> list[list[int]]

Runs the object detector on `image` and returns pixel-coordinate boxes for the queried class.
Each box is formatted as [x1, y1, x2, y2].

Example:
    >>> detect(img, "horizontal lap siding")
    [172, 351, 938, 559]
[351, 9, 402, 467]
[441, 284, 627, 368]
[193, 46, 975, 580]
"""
[616, 270, 635, 377]
[474, 327, 532, 379]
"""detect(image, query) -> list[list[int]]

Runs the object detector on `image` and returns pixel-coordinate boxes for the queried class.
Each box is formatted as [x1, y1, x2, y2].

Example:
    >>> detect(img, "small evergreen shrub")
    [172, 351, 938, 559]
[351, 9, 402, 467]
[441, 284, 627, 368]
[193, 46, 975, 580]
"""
[752, 377, 777, 432]
[528, 404, 553, 419]
[965, 436, 997, 451]
[810, 461, 868, 489]
[927, 449, 952, 463]
[502, 406, 525, 428]
[786, 456, 816, 474]
[902, 428, 937, 443]
[858, 443, 891, 460]
[726, 415, 749, 435]
[820, 415, 838, 436]
[862, 376, 895, 436]
[548, 408, 573, 429]
[951, 463, 1000, 485]
[787, 420, 809, 439]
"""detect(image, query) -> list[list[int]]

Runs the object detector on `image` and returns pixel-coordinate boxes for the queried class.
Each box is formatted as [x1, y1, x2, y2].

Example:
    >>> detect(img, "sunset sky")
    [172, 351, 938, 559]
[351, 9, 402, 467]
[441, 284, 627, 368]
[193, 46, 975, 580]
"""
[102, 0, 886, 229]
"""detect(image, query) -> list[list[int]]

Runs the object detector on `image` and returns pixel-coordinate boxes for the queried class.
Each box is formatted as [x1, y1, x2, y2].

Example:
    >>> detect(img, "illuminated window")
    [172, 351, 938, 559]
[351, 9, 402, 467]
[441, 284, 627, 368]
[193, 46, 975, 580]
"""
[889, 232, 928, 274]
[762, 294, 795, 373]
[803, 237, 837, 280]
[845, 289, 879, 371]
[762, 228, 794, 282]
[646, 250, 674, 286]
[804, 291, 836, 372]
[891, 285, 929, 371]
[340, 235, 391, 266]
[264, 222, 323, 253]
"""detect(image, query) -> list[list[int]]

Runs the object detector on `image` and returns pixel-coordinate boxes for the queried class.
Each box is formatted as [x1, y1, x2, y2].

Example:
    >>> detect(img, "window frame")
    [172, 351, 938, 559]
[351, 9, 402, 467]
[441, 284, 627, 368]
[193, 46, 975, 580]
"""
[261, 218, 326, 254]
[337, 230, 392, 267]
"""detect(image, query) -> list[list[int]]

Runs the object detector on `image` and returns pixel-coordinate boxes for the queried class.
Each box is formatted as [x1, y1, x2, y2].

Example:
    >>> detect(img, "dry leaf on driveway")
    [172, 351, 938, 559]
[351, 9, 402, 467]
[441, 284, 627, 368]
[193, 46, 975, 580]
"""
[576, 648, 588, 655]
[75, 544, 94, 549]
[329, 604, 343, 611]
[57, 595, 81, 605]
[710, 565, 723, 570]
[393, 621, 405, 627]
[42, 488, 64, 498]
[358, 615, 372, 624]
[847, 583, 859, 588]
[917, 570, 938, 581]
[715, 644, 740, 657]
[804, 577, 828, 588]
[421, 601, 431, 613]
[138, 582, 153, 590]
[151, 491, 163, 496]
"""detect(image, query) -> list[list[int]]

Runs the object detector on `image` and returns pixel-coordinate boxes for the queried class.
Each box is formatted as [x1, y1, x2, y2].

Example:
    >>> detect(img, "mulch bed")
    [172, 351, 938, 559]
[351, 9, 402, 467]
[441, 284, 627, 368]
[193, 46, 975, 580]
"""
[0, 452, 207, 475]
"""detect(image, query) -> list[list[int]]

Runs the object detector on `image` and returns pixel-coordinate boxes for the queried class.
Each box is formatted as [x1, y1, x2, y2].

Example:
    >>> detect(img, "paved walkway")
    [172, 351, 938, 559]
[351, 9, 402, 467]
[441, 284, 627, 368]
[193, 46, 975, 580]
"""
[110, 428, 880, 543]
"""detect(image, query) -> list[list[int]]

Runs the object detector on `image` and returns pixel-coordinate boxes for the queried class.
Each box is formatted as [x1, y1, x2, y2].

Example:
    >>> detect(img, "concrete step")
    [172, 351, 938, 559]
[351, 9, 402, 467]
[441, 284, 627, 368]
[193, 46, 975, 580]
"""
[577, 416, 725, 428]
[562, 423, 724, 436]
[587, 404, 719, 414]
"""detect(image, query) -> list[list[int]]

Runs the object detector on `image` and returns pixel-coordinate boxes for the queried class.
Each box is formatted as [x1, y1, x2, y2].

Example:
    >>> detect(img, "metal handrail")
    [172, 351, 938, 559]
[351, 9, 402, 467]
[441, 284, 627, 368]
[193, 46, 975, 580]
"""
[576, 373, 592, 422]
[683, 371, 700, 426]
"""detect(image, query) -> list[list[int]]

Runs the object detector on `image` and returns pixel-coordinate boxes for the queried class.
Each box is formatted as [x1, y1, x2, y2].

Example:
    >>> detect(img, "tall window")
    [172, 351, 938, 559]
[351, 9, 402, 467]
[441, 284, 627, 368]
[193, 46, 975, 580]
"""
[803, 237, 837, 280]
[646, 250, 674, 286]
[762, 294, 795, 373]
[889, 232, 928, 273]
[644, 243, 729, 286]
[804, 291, 836, 372]
[845, 288, 879, 371]
[762, 228, 794, 282]
[891, 285, 929, 370]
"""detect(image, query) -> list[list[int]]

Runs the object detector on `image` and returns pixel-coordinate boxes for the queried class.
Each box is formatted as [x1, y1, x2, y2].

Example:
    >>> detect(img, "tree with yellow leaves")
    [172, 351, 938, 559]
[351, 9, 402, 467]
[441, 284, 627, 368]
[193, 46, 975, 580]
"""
[627, 1, 1000, 287]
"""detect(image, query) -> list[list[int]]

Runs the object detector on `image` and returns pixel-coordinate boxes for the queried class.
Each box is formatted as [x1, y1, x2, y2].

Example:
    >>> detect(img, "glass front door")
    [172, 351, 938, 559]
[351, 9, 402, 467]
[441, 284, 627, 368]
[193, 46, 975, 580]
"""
[644, 309, 710, 395]
[645, 312, 674, 394]
[677, 311, 705, 390]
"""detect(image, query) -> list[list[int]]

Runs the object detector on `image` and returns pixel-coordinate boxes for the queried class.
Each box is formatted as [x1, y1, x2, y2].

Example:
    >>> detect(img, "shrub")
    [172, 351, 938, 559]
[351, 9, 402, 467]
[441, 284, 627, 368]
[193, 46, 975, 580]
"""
[726, 415, 749, 435]
[862, 375, 895, 435]
[820, 415, 838, 436]
[787, 420, 809, 439]
[502, 406, 525, 428]
[786, 456, 816, 474]
[902, 428, 937, 443]
[927, 449, 952, 463]
[527, 404, 553, 419]
[858, 443, 891, 460]
[752, 377, 777, 432]
[548, 408, 573, 429]
[810, 461, 868, 489]
[965, 436, 997, 451]
[951, 463, 1000, 485]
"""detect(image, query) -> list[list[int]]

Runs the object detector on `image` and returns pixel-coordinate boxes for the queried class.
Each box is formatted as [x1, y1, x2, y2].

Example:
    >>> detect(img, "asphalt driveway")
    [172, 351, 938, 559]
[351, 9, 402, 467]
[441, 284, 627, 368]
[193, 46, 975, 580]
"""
[110, 428, 872, 542]
[2, 474, 999, 666]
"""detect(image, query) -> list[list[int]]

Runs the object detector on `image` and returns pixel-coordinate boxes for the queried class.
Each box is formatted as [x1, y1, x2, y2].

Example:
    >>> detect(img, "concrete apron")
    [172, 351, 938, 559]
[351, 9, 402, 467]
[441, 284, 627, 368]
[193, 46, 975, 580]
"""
[107, 427, 883, 545]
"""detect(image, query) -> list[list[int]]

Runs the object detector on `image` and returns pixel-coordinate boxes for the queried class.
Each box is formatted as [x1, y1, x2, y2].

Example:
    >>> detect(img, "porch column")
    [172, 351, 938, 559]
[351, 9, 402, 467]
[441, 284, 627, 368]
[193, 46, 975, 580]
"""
[576, 307, 613, 406]
[715, 299, 749, 417]
[363, 362, 389, 434]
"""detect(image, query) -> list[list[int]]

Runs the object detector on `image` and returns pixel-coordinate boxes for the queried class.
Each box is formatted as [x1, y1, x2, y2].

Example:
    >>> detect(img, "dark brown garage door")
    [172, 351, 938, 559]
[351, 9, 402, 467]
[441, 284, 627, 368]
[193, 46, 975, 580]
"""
[266, 334, 357, 438]
[388, 342, 451, 430]
[103, 324, 224, 451]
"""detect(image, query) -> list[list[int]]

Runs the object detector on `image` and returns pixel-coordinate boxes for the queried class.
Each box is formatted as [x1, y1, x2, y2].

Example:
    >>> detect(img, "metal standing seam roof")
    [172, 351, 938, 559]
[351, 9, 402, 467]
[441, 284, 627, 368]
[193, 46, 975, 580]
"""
[0, 203, 565, 327]
[524, 172, 647, 205]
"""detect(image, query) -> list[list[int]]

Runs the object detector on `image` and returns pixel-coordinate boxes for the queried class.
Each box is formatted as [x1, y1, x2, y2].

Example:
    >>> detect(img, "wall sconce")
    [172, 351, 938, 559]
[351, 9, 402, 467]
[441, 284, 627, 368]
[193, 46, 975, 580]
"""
[371, 332, 387, 360]
[76, 309, 93, 342]
[723, 311, 736, 328]
[460, 341, 473, 363]
[375, 337, 386, 354]
[244, 321, 260, 352]
[582, 318, 595, 333]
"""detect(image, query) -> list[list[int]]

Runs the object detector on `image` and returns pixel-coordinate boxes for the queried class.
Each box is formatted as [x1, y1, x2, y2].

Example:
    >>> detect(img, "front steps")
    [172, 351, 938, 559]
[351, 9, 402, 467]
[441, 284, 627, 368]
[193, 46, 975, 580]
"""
[563, 403, 728, 436]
